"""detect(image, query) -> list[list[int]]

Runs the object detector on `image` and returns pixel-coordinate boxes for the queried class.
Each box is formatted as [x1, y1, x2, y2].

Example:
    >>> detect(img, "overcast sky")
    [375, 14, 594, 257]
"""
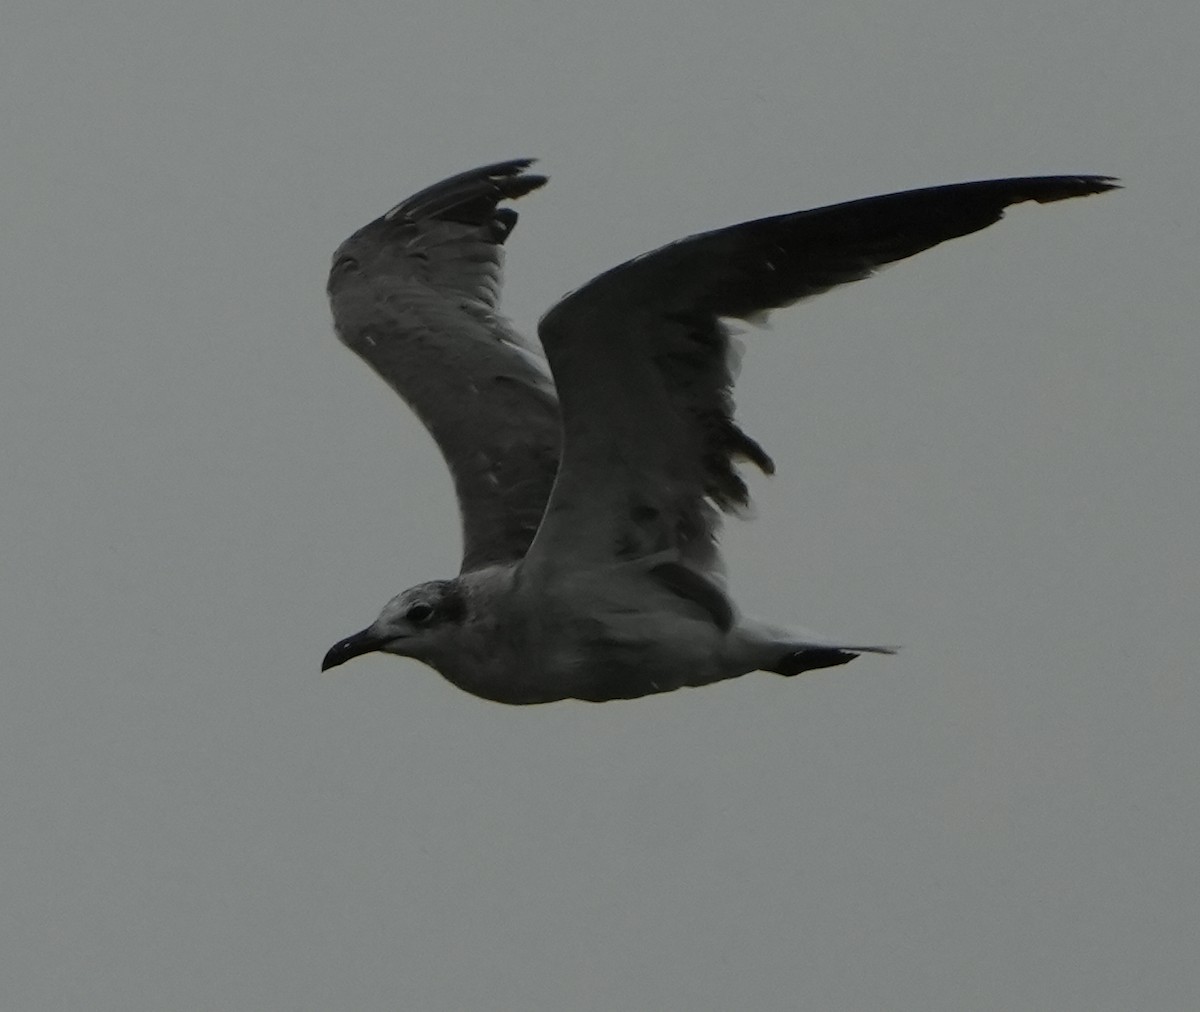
[3, 1, 1198, 1009]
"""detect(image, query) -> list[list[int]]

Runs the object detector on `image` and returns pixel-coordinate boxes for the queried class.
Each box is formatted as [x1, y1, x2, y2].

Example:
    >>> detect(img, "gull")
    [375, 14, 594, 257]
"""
[320, 159, 1116, 704]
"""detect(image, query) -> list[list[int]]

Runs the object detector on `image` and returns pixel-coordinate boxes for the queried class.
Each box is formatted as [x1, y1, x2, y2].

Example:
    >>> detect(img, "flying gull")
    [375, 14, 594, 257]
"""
[321, 160, 1116, 703]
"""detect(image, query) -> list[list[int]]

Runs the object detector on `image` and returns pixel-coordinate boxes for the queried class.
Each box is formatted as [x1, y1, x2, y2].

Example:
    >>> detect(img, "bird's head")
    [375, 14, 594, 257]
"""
[321, 579, 468, 672]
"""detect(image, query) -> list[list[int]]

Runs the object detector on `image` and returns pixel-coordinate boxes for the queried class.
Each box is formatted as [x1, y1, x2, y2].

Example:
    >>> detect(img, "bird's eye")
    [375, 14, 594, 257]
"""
[405, 602, 434, 624]
[334, 255, 359, 274]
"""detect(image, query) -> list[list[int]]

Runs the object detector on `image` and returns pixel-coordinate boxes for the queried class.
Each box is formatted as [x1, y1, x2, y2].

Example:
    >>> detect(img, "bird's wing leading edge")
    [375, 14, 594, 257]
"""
[326, 160, 561, 572]
[526, 175, 1118, 579]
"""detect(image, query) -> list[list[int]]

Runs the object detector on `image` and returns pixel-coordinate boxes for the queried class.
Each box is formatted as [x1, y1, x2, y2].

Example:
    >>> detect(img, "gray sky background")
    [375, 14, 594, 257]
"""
[3, 1, 1197, 1009]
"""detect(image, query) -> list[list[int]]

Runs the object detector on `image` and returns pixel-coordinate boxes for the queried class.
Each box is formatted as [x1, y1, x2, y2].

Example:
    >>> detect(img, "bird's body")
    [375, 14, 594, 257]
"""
[333, 557, 872, 705]
[409, 561, 732, 705]
[321, 160, 1116, 704]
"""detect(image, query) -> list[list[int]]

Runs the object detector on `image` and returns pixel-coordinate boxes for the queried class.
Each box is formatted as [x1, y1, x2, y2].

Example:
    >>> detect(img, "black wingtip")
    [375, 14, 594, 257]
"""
[384, 159, 548, 228]
[1022, 175, 1121, 203]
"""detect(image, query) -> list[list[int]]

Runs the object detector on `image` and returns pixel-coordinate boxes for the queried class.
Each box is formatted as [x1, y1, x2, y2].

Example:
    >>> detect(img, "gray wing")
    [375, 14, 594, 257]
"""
[327, 160, 560, 572]
[526, 175, 1119, 578]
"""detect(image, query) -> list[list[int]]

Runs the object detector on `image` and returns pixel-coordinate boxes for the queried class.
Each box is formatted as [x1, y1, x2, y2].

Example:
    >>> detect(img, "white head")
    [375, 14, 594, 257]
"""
[321, 580, 468, 672]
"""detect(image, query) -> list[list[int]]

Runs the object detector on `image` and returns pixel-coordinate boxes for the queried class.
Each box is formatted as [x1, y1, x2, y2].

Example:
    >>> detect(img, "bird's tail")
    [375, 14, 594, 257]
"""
[731, 618, 897, 677]
[767, 642, 897, 677]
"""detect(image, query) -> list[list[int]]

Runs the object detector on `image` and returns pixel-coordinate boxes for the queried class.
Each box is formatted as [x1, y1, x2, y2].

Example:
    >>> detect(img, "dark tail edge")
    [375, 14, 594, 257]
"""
[770, 645, 898, 677]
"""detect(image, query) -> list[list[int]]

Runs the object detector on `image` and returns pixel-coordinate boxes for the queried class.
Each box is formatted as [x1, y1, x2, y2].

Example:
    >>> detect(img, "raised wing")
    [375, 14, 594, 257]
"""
[327, 160, 560, 572]
[528, 175, 1118, 577]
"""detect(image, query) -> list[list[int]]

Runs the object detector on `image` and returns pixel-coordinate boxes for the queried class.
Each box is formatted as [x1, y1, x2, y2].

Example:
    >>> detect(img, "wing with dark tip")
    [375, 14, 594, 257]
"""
[525, 175, 1118, 577]
[327, 160, 560, 572]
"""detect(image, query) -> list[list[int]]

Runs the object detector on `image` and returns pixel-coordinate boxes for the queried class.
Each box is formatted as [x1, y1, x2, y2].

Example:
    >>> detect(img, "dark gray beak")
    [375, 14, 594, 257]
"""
[322, 628, 383, 671]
